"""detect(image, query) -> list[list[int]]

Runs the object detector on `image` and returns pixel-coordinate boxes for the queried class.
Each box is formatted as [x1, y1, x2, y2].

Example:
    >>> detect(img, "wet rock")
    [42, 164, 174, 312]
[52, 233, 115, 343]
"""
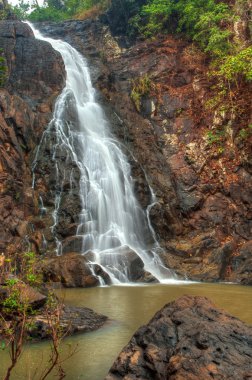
[41, 252, 110, 287]
[99, 246, 146, 281]
[62, 235, 84, 254]
[0, 20, 65, 256]
[106, 295, 252, 380]
[137, 270, 158, 283]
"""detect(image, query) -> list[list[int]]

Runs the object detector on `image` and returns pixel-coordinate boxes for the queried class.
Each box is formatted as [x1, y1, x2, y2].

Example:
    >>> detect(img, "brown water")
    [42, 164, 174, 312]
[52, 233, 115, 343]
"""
[1, 282, 252, 380]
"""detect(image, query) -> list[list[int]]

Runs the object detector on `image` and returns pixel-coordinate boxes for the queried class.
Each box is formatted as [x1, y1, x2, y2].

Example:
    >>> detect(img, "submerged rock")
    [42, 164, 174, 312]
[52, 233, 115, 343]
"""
[105, 295, 252, 380]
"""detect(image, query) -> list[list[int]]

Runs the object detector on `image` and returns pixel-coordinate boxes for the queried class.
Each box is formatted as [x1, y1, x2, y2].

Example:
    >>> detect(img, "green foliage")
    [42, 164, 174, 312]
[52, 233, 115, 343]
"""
[10, 0, 30, 19]
[238, 124, 252, 140]
[0, 251, 73, 380]
[24, 0, 111, 22]
[134, 0, 233, 56]
[28, 5, 67, 21]
[206, 129, 226, 145]
[140, 0, 174, 36]
[0, 2, 10, 21]
[1, 252, 41, 315]
[131, 74, 152, 111]
[2, 282, 21, 313]
[0, 49, 7, 87]
[218, 46, 252, 82]
[21, 251, 42, 287]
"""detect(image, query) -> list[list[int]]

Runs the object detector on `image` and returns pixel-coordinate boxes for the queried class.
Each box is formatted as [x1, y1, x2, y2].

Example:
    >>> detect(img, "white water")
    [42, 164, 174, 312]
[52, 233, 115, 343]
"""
[29, 23, 175, 284]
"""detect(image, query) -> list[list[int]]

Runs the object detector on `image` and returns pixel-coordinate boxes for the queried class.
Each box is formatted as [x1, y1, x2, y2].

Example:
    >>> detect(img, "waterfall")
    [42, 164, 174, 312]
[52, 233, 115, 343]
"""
[29, 23, 175, 284]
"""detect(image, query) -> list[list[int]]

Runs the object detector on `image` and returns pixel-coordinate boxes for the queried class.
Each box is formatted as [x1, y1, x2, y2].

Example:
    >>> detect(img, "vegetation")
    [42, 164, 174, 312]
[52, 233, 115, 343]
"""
[218, 46, 252, 83]
[131, 74, 152, 111]
[0, 252, 76, 380]
[125, 0, 251, 122]
[11, 0, 110, 21]
[0, 49, 7, 87]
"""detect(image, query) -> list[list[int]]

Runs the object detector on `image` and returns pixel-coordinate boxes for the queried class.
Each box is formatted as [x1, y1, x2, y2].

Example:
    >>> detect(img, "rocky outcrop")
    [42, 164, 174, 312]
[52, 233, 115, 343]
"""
[41, 248, 156, 286]
[0, 20, 65, 256]
[37, 19, 252, 284]
[41, 252, 111, 287]
[29, 305, 108, 340]
[105, 295, 252, 380]
[0, 281, 108, 340]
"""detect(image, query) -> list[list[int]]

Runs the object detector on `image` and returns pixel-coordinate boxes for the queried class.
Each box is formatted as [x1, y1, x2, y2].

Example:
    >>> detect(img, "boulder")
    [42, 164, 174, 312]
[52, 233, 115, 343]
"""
[105, 295, 252, 380]
[29, 305, 108, 340]
[99, 246, 146, 281]
[41, 252, 110, 287]
[62, 235, 84, 254]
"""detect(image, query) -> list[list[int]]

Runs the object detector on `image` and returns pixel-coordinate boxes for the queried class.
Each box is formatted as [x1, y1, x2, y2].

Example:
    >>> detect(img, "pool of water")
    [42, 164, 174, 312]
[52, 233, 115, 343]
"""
[1, 282, 252, 380]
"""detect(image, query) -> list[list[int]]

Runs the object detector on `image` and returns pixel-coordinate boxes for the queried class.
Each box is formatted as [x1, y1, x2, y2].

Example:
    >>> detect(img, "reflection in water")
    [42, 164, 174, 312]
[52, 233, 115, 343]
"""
[0, 283, 252, 380]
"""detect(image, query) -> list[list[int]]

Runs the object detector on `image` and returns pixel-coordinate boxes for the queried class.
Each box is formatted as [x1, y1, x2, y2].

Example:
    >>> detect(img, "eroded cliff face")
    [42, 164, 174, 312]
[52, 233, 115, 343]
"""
[0, 17, 251, 285]
[0, 20, 65, 255]
[37, 19, 252, 284]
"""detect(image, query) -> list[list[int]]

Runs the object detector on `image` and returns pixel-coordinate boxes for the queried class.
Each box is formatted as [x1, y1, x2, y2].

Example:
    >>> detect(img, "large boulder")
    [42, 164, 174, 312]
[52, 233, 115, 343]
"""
[41, 252, 111, 287]
[105, 295, 252, 380]
[29, 305, 108, 340]
[98, 245, 152, 282]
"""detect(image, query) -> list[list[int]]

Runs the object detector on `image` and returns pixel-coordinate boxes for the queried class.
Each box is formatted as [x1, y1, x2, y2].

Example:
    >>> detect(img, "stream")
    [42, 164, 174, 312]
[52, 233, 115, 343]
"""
[1, 282, 252, 380]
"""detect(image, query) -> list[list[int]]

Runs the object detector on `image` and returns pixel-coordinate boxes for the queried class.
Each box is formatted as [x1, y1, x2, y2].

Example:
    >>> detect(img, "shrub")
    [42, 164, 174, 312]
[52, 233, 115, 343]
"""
[131, 74, 152, 111]
[0, 49, 7, 87]
[129, 0, 234, 57]
[218, 46, 252, 83]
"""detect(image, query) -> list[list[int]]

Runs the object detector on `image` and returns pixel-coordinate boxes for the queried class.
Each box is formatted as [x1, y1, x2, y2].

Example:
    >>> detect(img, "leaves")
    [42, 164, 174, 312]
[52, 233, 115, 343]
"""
[218, 46, 252, 82]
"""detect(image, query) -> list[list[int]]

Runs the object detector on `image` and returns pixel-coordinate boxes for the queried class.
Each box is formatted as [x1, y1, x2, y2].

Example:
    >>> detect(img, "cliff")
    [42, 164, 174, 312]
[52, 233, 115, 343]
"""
[37, 18, 252, 284]
[0, 15, 251, 284]
[0, 20, 65, 256]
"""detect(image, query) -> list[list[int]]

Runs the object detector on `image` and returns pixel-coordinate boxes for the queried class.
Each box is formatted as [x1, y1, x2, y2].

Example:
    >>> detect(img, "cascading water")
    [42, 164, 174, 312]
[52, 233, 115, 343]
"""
[29, 23, 175, 284]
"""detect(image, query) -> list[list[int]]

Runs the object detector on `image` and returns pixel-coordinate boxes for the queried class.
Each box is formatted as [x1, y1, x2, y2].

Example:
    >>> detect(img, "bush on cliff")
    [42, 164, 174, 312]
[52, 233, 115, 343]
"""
[12, 0, 110, 21]
[129, 0, 234, 57]
[0, 49, 7, 87]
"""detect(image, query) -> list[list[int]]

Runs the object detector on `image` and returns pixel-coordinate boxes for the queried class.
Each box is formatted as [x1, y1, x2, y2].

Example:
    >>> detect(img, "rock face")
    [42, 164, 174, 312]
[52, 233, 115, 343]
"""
[105, 295, 252, 380]
[0, 20, 65, 256]
[0, 17, 251, 285]
[37, 19, 252, 284]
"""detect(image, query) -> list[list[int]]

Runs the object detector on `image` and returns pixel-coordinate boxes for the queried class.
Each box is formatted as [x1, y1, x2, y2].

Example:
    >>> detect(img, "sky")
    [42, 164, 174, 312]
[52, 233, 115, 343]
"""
[8, 0, 44, 6]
